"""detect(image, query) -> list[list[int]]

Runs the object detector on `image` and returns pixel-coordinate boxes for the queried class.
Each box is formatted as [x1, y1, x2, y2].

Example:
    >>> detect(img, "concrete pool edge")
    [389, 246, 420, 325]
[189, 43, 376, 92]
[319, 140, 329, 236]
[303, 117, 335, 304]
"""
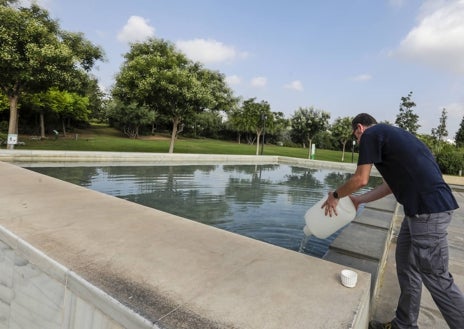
[0, 151, 374, 329]
[1, 150, 462, 329]
[3, 149, 462, 187]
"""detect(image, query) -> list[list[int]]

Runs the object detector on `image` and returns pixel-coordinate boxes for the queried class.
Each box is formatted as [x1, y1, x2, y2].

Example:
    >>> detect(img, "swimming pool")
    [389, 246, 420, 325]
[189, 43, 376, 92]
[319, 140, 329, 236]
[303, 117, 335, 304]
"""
[28, 164, 382, 257]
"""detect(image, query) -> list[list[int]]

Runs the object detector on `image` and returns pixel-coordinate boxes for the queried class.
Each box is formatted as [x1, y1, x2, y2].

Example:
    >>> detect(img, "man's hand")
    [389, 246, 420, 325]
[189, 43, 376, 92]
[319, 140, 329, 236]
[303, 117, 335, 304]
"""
[322, 192, 339, 217]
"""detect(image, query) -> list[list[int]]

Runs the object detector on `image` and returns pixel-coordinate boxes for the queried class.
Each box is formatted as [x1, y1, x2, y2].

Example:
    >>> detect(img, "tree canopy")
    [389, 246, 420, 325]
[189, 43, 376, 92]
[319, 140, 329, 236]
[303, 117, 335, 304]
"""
[0, 2, 104, 148]
[112, 38, 237, 153]
[395, 91, 420, 135]
[107, 100, 155, 139]
[331, 116, 354, 161]
[238, 98, 273, 155]
[455, 116, 464, 148]
[21, 88, 90, 138]
[291, 107, 330, 157]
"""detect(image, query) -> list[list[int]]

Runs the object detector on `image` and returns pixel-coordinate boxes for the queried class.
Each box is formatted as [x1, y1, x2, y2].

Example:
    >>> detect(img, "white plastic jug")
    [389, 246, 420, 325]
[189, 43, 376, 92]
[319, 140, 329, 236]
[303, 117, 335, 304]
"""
[303, 196, 357, 239]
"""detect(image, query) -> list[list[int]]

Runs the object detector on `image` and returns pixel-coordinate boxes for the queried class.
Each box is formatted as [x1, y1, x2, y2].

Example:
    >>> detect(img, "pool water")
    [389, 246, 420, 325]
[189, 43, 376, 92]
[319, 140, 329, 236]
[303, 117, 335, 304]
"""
[29, 164, 382, 257]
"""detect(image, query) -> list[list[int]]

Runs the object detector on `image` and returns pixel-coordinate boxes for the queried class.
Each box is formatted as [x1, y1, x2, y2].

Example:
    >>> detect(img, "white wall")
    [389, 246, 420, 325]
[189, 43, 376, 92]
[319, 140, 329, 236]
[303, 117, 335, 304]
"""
[0, 228, 155, 329]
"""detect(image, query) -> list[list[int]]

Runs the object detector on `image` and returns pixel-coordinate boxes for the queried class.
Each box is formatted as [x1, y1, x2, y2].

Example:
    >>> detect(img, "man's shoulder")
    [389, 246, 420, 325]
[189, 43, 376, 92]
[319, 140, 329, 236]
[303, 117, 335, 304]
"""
[364, 123, 394, 138]
[369, 124, 410, 137]
[372, 123, 393, 131]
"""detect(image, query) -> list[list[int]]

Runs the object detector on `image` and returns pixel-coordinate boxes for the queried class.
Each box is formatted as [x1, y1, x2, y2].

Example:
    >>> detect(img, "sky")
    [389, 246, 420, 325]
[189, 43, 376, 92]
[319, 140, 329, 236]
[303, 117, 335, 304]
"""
[30, 0, 464, 140]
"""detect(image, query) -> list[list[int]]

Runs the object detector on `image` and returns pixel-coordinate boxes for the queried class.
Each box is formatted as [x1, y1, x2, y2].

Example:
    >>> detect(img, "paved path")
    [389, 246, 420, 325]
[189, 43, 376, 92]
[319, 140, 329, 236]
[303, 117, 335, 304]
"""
[371, 190, 464, 328]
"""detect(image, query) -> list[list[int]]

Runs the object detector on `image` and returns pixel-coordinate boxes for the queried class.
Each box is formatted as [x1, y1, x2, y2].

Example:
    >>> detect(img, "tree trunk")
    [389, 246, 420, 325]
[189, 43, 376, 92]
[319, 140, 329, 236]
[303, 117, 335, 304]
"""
[307, 138, 312, 158]
[169, 117, 180, 153]
[62, 119, 67, 137]
[341, 141, 346, 162]
[255, 132, 261, 155]
[7, 95, 19, 150]
[40, 111, 46, 139]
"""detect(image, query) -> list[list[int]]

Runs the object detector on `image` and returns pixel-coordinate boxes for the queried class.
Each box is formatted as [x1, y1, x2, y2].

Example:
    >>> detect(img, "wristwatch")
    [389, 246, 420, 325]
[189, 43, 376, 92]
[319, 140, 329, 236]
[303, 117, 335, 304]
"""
[333, 191, 339, 199]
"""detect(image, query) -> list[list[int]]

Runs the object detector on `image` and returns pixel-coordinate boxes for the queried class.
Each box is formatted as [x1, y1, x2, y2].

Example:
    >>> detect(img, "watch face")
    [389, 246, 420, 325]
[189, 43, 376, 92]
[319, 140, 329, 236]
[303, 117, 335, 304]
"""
[333, 191, 339, 199]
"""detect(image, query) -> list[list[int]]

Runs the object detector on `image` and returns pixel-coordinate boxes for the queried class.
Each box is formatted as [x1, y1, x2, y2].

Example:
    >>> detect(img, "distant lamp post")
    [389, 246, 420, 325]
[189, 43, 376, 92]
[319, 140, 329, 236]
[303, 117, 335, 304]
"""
[351, 140, 356, 163]
[261, 114, 266, 155]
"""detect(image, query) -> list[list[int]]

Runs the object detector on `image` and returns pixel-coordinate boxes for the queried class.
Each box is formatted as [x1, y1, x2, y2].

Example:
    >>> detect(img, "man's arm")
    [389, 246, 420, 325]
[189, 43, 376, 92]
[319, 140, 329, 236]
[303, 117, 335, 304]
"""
[333, 164, 373, 198]
[323, 164, 377, 216]
[350, 181, 392, 208]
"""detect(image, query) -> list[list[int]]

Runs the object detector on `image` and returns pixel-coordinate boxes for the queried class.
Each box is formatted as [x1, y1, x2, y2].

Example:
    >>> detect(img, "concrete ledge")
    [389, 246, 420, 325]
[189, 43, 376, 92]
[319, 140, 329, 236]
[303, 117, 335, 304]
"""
[0, 150, 280, 165]
[1, 149, 462, 186]
[0, 150, 371, 173]
[0, 160, 371, 329]
[330, 223, 388, 261]
[323, 196, 400, 315]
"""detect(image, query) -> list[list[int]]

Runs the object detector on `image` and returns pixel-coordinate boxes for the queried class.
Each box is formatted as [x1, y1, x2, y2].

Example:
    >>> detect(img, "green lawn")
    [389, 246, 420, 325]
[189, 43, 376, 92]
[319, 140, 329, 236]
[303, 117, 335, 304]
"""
[7, 125, 359, 163]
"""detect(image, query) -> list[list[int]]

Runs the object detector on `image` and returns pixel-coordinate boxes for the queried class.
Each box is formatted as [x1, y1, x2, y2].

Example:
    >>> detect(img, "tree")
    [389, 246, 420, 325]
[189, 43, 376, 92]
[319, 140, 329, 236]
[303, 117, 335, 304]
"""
[112, 38, 236, 153]
[65, 72, 106, 124]
[190, 110, 224, 138]
[266, 111, 290, 145]
[107, 100, 155, 138]
[239, 98, 273, 155]
[22, 88, 90, 138]
[21, 91, 50, 138]
[331, 116, 353, 162]
[227, 104, 248, 144]
[431, 108, 448, 141]
[0, 2, 104, 148]
[58, 91, 91, 136]
[431, 108, 448, 153]
[395, 91, 420, 134]
[0, 93, 8, 112]
[455, 115, 464, 148]
[290, 107, 330, 158]
[85, 78, 107, 123]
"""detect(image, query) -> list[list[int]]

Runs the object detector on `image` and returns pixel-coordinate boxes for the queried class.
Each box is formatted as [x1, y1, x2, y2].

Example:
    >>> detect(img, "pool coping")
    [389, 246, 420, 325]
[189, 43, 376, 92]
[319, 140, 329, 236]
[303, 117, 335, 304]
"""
[2, 149, 462, 187]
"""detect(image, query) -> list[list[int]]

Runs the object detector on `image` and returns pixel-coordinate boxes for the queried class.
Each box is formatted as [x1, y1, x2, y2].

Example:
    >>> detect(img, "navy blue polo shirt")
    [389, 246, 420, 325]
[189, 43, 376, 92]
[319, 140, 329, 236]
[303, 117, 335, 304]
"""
[357, 124, 458, 216]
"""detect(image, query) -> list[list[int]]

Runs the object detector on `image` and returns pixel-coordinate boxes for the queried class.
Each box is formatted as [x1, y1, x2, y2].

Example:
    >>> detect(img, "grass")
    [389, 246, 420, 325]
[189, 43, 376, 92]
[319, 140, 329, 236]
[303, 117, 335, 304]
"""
[6, 125, 359, 163]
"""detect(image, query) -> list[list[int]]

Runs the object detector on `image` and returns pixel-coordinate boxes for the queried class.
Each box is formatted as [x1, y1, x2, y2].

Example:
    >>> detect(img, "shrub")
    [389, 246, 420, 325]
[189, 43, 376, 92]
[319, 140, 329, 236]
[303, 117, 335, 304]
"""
[436, 146, 464, 175]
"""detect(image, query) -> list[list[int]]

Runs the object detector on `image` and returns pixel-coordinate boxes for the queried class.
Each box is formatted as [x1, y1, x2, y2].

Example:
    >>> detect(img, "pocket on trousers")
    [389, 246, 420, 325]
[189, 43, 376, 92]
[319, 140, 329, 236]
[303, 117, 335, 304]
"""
[412, 238, 447, 274]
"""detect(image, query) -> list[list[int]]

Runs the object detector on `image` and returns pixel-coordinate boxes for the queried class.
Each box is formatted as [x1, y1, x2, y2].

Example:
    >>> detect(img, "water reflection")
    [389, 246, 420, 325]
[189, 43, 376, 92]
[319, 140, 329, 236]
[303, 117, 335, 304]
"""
[29, 164, 382, 257]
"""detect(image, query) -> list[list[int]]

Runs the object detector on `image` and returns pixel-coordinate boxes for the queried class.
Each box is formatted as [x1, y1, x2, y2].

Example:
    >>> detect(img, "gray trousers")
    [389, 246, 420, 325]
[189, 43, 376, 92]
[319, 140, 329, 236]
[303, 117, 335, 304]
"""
[392, 211, 464, 329]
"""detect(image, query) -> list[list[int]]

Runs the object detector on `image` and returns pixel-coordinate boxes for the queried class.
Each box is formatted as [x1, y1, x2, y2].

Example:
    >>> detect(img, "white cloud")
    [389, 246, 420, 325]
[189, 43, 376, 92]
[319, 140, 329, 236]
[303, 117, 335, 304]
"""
[284, 80, 304, 91]
[117, 16, 155, 43]
[352, 74, 372, 82]
[176, 38, 248, 64]
[394, 0, 464, 74]
[251, 76, 267, 88]
[226, 75, 241, 85]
